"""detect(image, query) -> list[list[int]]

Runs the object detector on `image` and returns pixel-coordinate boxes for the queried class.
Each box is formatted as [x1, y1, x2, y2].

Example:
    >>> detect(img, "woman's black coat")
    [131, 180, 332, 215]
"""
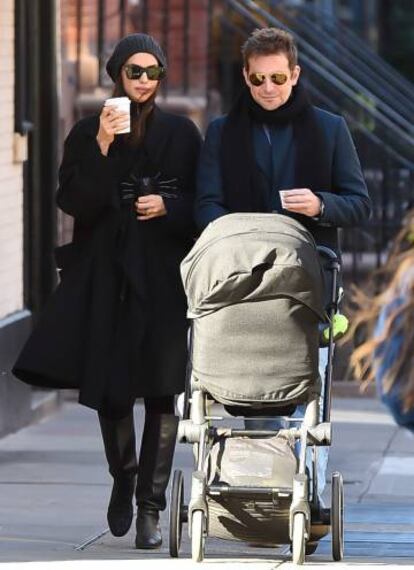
[13, 106, 202, 417]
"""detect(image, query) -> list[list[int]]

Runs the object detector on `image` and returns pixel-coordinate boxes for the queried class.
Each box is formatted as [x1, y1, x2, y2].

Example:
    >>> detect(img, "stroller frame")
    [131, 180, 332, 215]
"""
[169, 246, 345, 565]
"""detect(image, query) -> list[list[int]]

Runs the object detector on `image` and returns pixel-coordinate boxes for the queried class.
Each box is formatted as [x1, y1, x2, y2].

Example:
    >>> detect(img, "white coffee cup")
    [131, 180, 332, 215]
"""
[279, 189, 298, 209]
[104, 96, 131, 134]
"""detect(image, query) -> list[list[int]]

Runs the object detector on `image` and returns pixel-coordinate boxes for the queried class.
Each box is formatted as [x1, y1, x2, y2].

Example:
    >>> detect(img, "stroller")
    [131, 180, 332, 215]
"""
[169, 213, 345, 564]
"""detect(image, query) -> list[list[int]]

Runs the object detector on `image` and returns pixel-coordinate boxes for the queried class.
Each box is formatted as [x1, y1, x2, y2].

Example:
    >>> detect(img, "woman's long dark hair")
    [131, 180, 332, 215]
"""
[112, 75, 159, 147]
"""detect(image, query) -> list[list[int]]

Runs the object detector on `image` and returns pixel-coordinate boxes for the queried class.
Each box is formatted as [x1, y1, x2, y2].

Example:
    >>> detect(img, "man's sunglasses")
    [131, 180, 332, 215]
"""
[248, 72, 289, 86]
[123, 63, 166, 81]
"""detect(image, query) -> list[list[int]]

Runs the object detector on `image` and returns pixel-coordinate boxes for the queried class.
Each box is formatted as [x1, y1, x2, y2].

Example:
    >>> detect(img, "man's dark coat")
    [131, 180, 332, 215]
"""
[13, 107, 202, 417]
[195, 106, 371, 254]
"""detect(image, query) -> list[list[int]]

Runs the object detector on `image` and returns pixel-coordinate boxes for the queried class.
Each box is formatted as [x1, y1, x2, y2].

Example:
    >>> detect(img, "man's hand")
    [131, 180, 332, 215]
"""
[282, 188, 322, 217]
[135, 195, 167, 220]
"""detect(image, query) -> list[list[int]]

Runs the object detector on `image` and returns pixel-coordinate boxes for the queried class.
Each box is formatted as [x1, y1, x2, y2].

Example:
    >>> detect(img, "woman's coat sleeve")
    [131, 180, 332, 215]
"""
[56, 118, 119, 226]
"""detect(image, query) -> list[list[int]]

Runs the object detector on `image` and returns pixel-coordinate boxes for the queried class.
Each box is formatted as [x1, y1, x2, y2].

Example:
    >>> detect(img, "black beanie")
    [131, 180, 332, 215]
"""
[106, 33, 167, 82]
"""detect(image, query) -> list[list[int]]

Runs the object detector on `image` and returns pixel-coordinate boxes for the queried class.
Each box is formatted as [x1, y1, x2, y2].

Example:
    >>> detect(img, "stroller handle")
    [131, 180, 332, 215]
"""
[316, 245, 340, 270]
[316, 246, 341, 425]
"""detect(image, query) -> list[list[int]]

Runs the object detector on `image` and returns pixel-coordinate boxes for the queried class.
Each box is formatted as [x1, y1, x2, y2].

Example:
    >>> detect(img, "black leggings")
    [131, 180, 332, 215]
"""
[143, 395, 175, 415]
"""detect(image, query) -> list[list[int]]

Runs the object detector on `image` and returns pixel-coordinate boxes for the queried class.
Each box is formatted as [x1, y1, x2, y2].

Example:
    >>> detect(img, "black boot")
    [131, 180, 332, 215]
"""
[135, 413, 179, 549]
[107, 474, 136, 537]
[135, 509, 162, 549]
[99, 412, 138, 537]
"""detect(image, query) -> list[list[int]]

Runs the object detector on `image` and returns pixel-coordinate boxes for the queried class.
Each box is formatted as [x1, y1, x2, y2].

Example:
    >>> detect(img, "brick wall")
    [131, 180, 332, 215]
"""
[125, 0, 209, 96]
[0, 0, 24, 320]
[163, 0, 209, 94]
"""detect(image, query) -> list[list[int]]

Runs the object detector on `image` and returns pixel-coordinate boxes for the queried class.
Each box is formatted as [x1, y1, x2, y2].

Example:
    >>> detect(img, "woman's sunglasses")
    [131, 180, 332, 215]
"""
[248, 72, 289, 86]
[123, 63, 166, 81]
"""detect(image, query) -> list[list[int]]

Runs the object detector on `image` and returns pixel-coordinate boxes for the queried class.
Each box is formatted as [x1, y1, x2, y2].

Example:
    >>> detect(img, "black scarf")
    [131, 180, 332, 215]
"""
[221, 82, 331, 213]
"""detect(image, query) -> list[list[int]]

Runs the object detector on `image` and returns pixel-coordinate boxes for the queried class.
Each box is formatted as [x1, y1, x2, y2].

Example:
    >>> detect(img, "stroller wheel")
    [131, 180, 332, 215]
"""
[191, 510, 206, 562]
[169, 470, 184, 558]
[331, 471, 345, 561]
[292, 512, 307, 565]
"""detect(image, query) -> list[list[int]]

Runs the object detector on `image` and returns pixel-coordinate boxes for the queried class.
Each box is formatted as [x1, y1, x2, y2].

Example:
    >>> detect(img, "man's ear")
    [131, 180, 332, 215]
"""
[242, 66, 249, 85]
[291, 65, 301, 86]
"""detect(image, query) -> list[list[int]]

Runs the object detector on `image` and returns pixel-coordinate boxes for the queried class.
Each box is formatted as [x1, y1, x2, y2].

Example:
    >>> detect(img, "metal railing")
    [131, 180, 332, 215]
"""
[136, 0, 195, 97]
[292, 1, 414, 104]
[264, 0, 414, 124]
[229, 0, 414, 160]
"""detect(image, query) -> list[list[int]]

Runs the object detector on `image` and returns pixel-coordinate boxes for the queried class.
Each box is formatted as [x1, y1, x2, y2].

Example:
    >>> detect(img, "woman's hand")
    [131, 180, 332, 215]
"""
[96, 106, 130, 156]
[136, 195, 167, 220]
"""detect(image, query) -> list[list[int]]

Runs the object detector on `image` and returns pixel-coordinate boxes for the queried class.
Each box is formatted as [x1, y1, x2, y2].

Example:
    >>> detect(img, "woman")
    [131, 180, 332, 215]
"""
[13, 34, 202, 548]
[348, 209, 414, 432]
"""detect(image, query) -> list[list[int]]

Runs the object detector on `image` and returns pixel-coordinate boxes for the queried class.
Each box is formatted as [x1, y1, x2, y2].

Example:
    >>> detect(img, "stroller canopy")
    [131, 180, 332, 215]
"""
[181, 213, 326, 320]
[181, 214, 326, 406]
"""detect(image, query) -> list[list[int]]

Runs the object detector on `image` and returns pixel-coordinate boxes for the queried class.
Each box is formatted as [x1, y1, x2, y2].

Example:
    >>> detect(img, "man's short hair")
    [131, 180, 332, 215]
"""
[242, 27, 298, 70]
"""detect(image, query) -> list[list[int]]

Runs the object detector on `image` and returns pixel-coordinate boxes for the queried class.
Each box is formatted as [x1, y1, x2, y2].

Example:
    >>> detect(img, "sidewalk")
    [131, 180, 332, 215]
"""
[0, 396, 413, 568]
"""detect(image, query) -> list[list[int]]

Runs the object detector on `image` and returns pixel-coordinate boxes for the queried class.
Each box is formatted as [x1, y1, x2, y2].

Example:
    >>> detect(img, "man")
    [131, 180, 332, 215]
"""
[195, 27, 371, 501]
[195, 27, 371, 249]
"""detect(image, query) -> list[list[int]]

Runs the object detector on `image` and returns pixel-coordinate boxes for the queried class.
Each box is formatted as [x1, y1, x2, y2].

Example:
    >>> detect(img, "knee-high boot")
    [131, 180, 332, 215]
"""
[99, 411, 138, 537]
[135, 413, 179, 549]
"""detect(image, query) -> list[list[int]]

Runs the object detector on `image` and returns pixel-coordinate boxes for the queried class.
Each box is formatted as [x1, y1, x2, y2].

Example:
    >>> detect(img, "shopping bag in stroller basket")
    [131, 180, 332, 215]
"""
[208, 435, 297, 488]
[181, 213, 327, 407]
[206, 435, 298, 544]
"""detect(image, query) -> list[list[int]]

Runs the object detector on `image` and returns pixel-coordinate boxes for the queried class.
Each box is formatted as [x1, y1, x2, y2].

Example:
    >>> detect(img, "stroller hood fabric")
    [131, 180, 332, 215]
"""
[181, 213, 326, 407]
[182, 214, 325, 320]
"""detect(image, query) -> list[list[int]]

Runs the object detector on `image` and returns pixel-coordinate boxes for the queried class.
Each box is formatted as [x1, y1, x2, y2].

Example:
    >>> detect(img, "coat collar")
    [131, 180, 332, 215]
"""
[253, 123, 272, 184]
[109, 104, 173, 177]
[143, 105, 172, 165]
